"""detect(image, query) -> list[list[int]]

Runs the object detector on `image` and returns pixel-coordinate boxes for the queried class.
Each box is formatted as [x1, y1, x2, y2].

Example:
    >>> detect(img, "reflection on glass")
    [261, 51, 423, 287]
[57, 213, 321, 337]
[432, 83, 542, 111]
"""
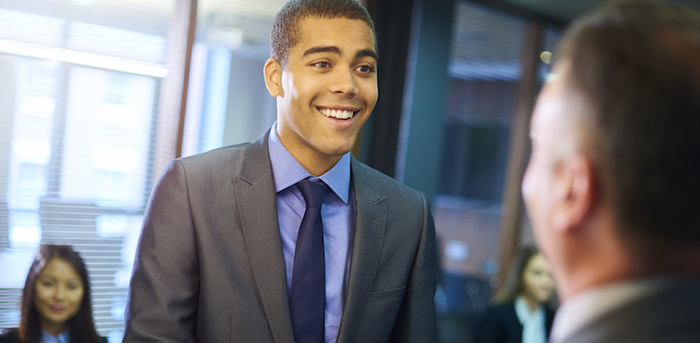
[0, 9, 63, 46]
[61, 67, 154, 209]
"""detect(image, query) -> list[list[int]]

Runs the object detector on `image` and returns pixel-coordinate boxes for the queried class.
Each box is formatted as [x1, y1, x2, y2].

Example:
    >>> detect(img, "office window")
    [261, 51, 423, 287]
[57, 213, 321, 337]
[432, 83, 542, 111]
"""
[0, 1, 296, 340]
[0, 1, 176, 341]
[435, 1, 527, 315]
[434, 1, 563, 317]
[181, 0, 285, 156]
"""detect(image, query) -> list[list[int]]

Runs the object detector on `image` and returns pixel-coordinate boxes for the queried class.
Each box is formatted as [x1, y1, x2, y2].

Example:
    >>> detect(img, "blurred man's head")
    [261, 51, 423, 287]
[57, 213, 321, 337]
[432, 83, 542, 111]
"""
[264, 0, 378, 176]
[522, 0, 700, 299]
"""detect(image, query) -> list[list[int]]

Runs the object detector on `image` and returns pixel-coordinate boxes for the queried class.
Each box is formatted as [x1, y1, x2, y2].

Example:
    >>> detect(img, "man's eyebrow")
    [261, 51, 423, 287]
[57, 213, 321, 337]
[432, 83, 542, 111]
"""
[301, 46, 379, 62]
[356, 49, 379, 61]
[302, 46, 341, 58]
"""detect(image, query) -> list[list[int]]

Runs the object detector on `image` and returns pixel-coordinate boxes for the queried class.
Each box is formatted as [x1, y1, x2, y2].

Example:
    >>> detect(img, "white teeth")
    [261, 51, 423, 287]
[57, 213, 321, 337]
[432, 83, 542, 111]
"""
[320, 108, 354, 119]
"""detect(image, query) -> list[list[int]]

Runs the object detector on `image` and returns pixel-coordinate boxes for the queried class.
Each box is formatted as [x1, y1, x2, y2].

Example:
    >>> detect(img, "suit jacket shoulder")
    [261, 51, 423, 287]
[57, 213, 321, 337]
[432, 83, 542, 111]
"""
[351, 159, 425, 202]
[565, 278, 700, 343]
[124, 131, 296, 342]
[176, 140, 255, 181]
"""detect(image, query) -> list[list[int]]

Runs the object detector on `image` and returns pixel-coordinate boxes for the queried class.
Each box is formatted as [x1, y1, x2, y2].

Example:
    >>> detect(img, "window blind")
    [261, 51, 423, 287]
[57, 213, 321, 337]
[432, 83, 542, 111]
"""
[0, 1, 175, 342]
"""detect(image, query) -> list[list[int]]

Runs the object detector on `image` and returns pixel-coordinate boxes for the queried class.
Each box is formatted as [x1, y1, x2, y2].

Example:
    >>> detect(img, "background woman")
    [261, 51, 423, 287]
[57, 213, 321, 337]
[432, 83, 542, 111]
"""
[473, 246, 556, 343]
[0, 245, 105, 343]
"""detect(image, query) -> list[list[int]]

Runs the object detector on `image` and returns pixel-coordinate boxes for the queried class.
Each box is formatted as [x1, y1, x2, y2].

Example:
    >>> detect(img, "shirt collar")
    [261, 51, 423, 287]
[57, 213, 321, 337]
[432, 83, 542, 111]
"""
[41, 328, 69, 343]
[550, 277, 669, 343]
[514, 296, 543, 322]
[514, 296, 546, 343]
[268, 122, 351, 204]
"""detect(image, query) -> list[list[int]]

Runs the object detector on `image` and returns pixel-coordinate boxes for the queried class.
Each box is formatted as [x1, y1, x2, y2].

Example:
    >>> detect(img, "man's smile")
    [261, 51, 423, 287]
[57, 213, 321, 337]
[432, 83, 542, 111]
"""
[317, 106, 359, 120]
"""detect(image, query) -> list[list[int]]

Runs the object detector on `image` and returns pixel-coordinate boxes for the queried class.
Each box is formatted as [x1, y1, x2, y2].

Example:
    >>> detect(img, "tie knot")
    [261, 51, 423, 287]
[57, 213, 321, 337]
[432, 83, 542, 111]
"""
[297, 179, 324, 209]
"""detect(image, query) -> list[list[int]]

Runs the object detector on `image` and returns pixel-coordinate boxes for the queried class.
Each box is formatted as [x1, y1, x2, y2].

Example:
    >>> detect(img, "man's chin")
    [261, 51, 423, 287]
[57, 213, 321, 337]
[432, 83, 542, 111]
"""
[318, 141, 356, 157]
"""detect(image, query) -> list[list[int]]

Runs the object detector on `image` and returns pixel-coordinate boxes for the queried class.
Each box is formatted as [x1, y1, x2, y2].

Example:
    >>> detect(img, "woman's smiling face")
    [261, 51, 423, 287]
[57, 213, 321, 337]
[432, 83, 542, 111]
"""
[34, 257, 85, 335]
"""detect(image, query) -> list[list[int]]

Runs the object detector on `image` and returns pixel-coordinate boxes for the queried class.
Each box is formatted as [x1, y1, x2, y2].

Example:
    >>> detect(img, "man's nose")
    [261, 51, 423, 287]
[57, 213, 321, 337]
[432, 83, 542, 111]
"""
[329, 68, 358, 96]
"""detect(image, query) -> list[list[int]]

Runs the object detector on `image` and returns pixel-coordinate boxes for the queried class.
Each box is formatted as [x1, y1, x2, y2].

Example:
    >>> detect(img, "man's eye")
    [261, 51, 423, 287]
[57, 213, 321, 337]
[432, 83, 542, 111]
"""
[313, 61, 330, 68]
[356, 65, 375, 73]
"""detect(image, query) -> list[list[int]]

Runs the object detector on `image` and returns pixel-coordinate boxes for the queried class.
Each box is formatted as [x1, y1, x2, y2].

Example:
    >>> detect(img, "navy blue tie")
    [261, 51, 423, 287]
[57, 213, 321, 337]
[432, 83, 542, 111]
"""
[290, 179, 325, 343]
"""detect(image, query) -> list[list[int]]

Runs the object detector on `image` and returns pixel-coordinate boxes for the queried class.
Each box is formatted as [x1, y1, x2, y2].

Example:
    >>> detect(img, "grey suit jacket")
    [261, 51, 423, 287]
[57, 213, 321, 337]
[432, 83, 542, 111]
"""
[559, 277, 700, 343]
[123, 131, 437, 342]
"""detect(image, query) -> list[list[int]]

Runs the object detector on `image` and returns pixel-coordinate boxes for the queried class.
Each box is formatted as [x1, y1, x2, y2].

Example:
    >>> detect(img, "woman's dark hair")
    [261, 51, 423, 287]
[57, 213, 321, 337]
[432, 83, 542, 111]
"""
[492, 246, 540, 304]
[19, 245, 101, 343]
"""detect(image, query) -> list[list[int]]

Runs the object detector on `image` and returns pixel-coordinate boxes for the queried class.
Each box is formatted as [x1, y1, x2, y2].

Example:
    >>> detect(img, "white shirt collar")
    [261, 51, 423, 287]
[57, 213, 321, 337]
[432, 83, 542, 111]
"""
[550, 277, 669, 343]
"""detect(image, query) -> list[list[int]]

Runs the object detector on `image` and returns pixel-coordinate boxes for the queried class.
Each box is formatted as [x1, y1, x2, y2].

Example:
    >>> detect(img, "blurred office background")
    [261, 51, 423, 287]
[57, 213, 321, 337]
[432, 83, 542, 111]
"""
[1, 0, 698, 342]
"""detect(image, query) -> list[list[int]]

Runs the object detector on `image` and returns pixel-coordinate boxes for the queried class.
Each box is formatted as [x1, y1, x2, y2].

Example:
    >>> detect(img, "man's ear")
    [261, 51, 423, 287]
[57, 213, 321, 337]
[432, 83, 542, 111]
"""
[551, 154, 595, 233]
[264, 58, 283, 97]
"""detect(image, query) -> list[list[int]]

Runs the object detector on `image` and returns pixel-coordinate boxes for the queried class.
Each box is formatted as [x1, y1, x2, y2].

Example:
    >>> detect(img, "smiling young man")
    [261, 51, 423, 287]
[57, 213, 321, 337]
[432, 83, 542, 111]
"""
[123, 1, 437, 342]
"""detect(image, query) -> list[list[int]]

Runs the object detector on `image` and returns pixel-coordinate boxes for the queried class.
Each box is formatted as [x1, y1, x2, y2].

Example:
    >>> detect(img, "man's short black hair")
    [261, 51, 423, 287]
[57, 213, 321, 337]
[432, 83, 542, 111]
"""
[556, 0, 700, 255]
[270, 0, 375, 67]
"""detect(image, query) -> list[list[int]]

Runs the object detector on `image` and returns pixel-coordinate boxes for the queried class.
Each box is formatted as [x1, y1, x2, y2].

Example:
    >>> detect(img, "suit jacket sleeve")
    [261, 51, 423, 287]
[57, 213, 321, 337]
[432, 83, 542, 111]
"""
[388, 193, 438, 342]
[123, 159, 200, 342]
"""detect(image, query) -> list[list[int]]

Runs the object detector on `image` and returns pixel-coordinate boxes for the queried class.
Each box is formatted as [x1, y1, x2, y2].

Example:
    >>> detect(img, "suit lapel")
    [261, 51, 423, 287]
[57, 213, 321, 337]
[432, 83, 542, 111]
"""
[336, 159, 388, 343]
[234, 131, 295, 342]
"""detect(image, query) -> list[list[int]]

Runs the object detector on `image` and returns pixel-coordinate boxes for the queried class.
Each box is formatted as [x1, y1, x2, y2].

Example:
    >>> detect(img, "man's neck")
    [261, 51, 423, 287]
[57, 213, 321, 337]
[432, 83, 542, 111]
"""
[296, 153, 342, 177]
[276, 135, 343, 177]
[556, 246, 700, 302]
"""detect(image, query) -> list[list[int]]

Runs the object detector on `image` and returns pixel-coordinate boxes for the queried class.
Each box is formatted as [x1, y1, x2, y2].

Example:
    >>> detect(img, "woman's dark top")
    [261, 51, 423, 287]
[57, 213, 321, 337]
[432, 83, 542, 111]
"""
[0, 328, 108, 343]
[0, 329, 18, 343]
[473, 302, 555, 343]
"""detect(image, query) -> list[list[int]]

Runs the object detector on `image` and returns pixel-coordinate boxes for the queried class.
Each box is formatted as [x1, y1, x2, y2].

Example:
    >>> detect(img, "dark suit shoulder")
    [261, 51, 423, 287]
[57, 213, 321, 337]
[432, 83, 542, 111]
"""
[567, 278, 700, 343]
[177, 142, 251, 171]
[0, 329, 19, 343]
[174, 131, 270, 185]
[351, 159, 425, 200]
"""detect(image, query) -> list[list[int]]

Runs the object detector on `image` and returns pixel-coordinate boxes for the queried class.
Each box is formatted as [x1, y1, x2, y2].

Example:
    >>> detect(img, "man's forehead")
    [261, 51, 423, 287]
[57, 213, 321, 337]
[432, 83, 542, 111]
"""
[531, 67, 571, 135]
[294, 16, 376, 50]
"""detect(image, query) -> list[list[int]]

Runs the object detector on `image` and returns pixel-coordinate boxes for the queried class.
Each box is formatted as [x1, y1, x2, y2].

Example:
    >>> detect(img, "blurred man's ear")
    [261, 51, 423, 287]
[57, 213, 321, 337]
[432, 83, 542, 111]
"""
[264, 58, 283, 97]
[551, 154, 595, 234]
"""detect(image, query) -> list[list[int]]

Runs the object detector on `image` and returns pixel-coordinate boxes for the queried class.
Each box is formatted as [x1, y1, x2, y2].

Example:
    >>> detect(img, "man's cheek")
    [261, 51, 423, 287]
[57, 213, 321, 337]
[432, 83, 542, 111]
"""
[521, 164, 537, 204]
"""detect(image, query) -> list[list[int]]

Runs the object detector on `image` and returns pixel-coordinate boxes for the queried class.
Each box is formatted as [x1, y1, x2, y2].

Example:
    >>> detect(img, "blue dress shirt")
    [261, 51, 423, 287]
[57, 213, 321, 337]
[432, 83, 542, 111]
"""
[268, 122, 356, 343]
